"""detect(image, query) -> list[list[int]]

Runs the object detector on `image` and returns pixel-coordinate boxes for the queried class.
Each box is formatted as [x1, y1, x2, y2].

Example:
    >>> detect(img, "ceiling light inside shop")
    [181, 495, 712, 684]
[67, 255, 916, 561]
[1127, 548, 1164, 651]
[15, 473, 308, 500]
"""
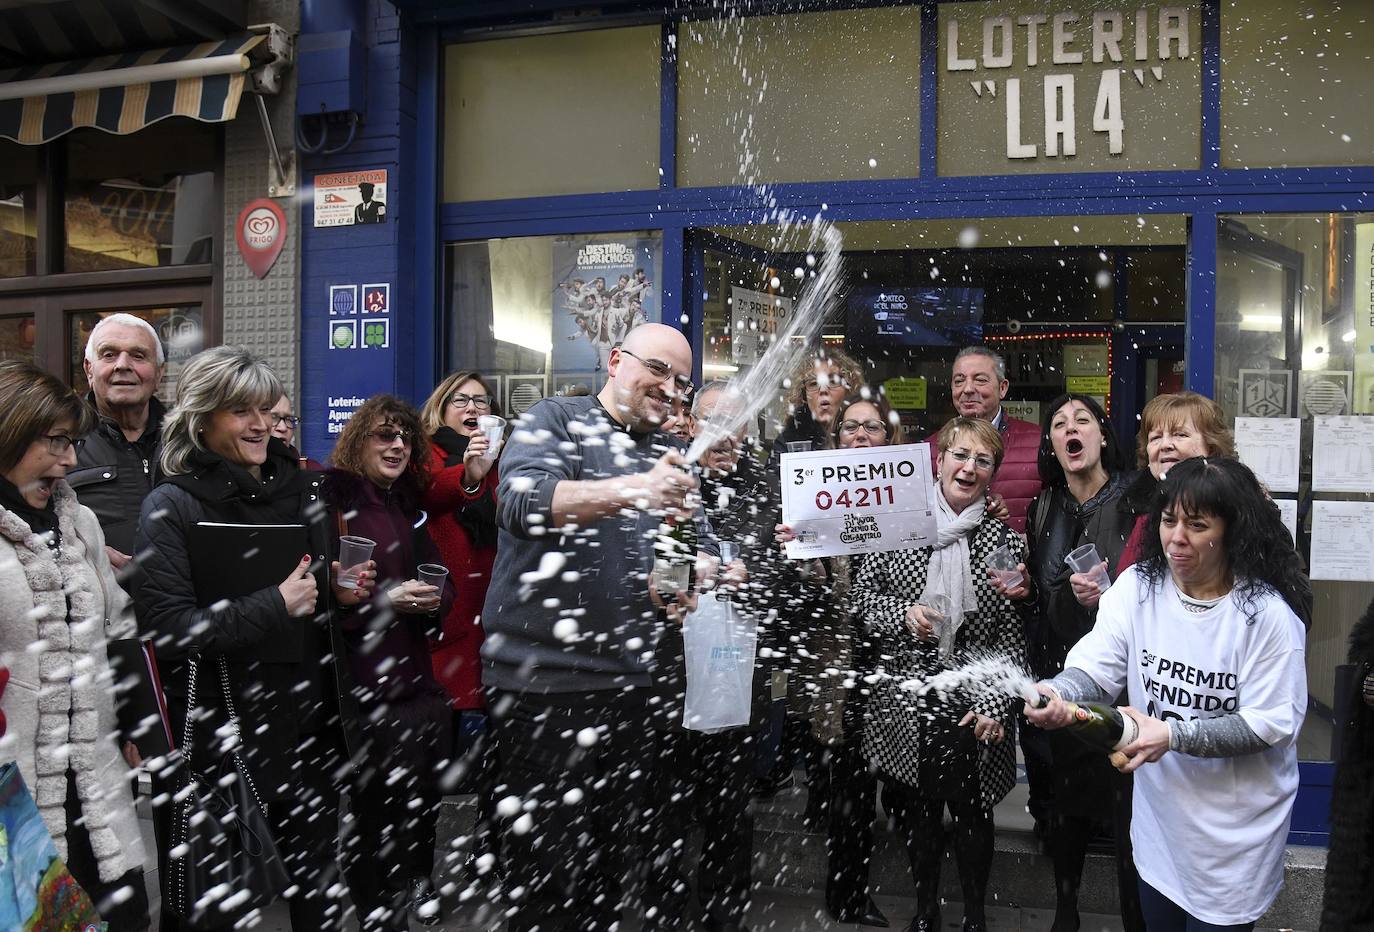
[1239, 313, 1282, 332]
[1342, 330, 1357, 343]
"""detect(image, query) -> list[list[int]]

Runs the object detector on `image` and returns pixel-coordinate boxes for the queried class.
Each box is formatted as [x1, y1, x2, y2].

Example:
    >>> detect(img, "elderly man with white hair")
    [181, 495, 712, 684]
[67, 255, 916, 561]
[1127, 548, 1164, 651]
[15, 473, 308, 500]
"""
[71, 313, 166, 569]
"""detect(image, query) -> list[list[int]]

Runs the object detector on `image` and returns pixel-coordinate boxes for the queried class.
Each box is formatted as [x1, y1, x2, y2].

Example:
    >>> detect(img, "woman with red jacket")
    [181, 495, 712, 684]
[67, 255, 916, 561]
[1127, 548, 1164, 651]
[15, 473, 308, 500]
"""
[418, 369, 503, 885]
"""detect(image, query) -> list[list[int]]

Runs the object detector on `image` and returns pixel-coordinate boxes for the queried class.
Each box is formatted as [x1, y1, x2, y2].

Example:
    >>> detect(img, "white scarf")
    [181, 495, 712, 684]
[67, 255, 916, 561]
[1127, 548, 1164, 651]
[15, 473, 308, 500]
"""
[925, 480, 985, 631]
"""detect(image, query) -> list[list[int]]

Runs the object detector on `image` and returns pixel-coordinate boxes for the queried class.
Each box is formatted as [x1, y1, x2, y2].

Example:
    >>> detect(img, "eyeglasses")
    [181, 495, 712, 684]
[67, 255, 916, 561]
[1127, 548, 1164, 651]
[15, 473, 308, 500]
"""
[44, 433, 85, 455]
[946, 449, 996, 472]
[619, 348, 693, 393]
[448, 392, 493, 410]
[839, 419, 887, 437]
[803, 376, 847, 394]
[370, 428, 412, 447]
[271, 414, 300, 429]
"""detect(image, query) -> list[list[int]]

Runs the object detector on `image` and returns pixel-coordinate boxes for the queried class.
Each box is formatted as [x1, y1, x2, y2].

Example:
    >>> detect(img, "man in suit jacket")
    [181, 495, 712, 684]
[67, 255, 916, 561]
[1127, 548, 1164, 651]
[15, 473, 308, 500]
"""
[927, 346, 1042, 534]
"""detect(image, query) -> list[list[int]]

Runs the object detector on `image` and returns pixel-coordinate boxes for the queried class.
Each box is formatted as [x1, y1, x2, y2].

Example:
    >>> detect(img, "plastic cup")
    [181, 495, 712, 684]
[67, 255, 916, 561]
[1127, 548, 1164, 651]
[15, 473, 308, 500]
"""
[1065, 543, 1112, 593]
[984, 544, 1024, 590]
[417, 563, 449, 591]
[786, 441, 813, 453]
[718, 540, 737, 565]
[477, 414, 506, 461]
[917, 592, 954, 656]
[336, 535, 375, 590]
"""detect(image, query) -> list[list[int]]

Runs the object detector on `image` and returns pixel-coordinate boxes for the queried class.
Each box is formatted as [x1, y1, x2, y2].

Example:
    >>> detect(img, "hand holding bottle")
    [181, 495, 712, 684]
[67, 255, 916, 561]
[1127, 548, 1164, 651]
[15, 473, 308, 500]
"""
[1112, 707, 1171, 773]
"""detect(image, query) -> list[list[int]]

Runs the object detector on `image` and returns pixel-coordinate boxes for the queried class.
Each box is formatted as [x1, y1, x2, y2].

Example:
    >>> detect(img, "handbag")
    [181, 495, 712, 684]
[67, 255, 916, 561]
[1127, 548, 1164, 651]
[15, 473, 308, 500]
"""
[165, 655, 291, 928]
[0, 762, 101, 931]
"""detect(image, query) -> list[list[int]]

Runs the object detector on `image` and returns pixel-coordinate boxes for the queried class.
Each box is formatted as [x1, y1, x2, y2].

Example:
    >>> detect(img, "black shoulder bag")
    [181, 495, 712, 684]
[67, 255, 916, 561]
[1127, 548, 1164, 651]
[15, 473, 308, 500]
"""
[165, 655, 291, 928]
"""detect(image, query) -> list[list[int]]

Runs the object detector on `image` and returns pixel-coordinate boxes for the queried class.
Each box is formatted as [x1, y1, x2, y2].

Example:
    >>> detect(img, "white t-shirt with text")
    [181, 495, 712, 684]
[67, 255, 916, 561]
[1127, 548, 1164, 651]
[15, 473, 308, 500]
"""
[1065, 566, 1306, 925]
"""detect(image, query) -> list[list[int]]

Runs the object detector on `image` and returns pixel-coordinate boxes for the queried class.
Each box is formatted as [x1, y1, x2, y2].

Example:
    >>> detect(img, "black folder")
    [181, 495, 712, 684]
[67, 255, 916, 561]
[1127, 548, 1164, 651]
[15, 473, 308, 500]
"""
[187, 521, 310, 603]
[107, 637, 174, 757]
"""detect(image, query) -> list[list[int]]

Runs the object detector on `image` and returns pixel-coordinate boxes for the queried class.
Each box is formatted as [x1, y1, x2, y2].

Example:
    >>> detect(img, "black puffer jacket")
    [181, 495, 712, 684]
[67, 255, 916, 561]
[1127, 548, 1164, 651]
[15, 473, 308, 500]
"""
[1320, 598, 1374, 931]
[70, 394, 165, 555]
[133, 440, 360, 797]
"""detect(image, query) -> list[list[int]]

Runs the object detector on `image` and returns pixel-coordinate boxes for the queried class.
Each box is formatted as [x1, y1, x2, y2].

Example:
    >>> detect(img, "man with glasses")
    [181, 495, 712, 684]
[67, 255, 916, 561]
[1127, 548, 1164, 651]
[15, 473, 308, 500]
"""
[482, 322, 720, 932]
[71, 313, 167, 570]
[929, 346, 1042, 534]
[269, 393, 324, 469]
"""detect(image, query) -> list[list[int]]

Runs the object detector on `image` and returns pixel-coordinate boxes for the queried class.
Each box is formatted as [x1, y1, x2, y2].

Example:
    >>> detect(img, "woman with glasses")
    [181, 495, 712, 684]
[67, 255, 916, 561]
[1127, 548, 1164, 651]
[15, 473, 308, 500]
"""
[136, 346, 366, 930]
[0, 360, 150, 929]
[418, 371, 505, 894]
[857, 416, 1032, 932]
[323, 395, 454, 929]
[1024, 393, 1142, 932]
[269, 393, 325, 469]
[756, 348, 866, 807]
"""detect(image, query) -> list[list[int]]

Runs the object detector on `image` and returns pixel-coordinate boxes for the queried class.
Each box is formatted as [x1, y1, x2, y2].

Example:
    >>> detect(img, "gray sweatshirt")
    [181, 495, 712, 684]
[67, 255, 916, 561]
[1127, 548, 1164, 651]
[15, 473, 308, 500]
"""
[480, 395, 715, 694]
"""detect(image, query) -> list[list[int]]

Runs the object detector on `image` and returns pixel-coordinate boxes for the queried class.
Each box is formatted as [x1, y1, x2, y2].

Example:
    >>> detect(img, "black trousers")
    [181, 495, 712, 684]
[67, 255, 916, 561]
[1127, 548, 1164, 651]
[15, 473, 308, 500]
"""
[884, 779, 995, 924]
[642, 724, 756, 928]
[437, 708, 502, 880]
[488, 688, 667, 932]
[1019, 717, 1055, 828]
[342, 694, 448, 931]
[824, 739, 877, 913]
[1048, 771, 1146, 932]
[64, 769, 151, 932]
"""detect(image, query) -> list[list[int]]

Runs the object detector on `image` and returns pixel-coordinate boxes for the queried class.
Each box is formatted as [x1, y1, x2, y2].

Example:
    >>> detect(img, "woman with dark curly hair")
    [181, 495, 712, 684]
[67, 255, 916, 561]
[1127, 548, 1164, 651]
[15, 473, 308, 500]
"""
[324, 395, 454, 930]
[1027, 456, 1308, 931]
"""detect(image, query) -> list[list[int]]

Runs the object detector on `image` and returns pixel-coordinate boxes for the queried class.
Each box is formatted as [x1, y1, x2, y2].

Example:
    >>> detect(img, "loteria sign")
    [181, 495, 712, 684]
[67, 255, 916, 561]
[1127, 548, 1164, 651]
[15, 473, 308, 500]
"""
[938, 2, 1201, 176]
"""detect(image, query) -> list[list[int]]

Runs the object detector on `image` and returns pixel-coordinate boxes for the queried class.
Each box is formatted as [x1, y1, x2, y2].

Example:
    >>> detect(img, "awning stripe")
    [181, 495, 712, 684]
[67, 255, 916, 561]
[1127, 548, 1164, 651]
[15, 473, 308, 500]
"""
[0, 32, 263, 145]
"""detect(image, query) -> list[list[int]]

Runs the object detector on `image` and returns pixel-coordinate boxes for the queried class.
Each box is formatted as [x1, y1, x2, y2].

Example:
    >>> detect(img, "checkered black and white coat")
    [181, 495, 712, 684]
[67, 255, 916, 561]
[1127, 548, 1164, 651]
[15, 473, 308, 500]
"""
[856, 514, 1032, 810]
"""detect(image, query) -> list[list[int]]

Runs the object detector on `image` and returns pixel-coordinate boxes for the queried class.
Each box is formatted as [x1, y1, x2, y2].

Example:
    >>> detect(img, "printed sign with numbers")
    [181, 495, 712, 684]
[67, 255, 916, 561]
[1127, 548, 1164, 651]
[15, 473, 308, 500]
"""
[780, 443, 938, 559]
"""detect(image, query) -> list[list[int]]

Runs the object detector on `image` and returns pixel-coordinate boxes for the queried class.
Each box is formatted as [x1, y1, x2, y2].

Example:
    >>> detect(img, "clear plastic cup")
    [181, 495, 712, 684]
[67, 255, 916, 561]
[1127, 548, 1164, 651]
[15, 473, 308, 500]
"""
[917, 592, 955, 656]
[786, 441, 813, 453]
[417, 563, 449, 591]
[984, 544, 1024, 590]
[336, 535, 376, 590]
[1065, 543, 1112, 593]
[477, 414, 506, 461]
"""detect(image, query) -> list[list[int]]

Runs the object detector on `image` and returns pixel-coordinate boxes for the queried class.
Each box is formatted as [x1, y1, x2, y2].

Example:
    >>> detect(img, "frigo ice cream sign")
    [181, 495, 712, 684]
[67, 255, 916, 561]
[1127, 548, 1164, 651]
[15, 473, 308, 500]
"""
[938, 2, 1201, 176]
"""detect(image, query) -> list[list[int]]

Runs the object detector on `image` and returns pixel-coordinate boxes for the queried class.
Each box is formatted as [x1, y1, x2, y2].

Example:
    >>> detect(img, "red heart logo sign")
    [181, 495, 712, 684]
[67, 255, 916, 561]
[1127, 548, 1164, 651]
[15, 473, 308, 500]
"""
[236, 199, 287, 279]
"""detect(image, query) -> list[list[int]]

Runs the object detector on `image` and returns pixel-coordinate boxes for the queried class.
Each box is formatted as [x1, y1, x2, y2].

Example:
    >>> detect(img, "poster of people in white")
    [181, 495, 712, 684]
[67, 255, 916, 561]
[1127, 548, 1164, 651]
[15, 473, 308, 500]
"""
[553, 236, 661, 384]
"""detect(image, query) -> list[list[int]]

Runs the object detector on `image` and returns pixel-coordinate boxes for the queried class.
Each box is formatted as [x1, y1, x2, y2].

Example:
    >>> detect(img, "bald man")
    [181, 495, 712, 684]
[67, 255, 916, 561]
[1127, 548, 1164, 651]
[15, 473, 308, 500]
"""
[481, 323, 718, 931]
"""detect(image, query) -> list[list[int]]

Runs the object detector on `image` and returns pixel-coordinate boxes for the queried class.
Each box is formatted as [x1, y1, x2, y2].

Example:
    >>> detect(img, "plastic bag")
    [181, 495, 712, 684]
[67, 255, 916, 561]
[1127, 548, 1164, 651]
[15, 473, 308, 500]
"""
[682, 593, 758, 733]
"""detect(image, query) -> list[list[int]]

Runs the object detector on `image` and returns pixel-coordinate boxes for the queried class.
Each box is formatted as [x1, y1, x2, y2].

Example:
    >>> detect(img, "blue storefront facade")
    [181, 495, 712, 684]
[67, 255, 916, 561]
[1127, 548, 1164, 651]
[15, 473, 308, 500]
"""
[294, 0, 1373, 845]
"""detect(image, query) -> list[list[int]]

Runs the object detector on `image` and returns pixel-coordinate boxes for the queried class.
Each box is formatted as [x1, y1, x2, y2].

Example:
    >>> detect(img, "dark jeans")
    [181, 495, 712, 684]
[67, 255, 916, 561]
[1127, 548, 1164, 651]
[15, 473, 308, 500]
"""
[1138, 879, 1256, 932]
[64, 769, 151, 932]
[642, 724, 755, 928]
[884, 779, 995, 924]
[488, 687, 665, 932]
[825, 739, 878, 914]
[343, 694, 448, 931]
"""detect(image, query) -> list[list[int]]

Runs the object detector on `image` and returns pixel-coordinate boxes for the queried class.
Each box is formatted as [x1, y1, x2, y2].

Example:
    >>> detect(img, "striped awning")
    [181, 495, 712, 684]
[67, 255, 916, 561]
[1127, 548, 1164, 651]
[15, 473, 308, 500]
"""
[0, 33, 265, 145]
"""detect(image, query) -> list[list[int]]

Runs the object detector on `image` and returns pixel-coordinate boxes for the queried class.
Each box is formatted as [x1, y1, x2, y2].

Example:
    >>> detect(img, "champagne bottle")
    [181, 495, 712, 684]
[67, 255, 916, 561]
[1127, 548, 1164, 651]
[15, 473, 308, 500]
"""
[1031, 694, 1138, 759]
[653, 514, 697, 602]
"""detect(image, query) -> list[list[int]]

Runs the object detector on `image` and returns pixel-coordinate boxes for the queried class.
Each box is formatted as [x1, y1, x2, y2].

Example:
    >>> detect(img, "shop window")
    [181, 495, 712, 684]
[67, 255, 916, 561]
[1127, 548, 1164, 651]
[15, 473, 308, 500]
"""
[0, 141, 38, 278]
[443, 28, 661, 202]
[676, 7, 920, 187]
[703, 215, 1186, 440]
[937, 1, 1201, 176]
[69, 306, 205, 404]
[0, 314, 36, 361]
[1215, 211, 1374, 766]
[445, 231, 663, 412]
[1221, 0, 1371, 168]
[64, 123, 216, 273]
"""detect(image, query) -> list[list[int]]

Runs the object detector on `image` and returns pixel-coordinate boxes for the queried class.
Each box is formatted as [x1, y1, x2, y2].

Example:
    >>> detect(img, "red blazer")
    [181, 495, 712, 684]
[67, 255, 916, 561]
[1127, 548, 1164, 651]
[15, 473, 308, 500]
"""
[925, 413, 1043, 534]
[423, 443, 498, 710]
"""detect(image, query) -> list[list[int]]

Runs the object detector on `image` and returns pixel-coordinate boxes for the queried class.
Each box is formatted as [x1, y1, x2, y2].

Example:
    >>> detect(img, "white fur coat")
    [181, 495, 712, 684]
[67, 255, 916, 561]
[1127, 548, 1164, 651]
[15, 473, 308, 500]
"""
[0, 480, 146, 882]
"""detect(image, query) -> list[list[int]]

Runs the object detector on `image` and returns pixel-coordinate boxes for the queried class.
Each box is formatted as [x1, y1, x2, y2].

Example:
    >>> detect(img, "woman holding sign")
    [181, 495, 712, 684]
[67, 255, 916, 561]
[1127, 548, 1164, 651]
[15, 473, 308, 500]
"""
[856, 416, 1033, 932]
[1025, 457, 1308, 931]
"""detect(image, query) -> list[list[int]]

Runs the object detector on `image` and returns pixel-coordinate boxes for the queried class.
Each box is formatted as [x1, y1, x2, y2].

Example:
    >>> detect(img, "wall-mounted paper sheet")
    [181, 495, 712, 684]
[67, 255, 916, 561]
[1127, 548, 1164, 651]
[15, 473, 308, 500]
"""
[1308, 500, 1374, 581]
[1273, 498, 1298, 544]
[1312, 416, 1374, 493]
[1235, 418, 1301, 494]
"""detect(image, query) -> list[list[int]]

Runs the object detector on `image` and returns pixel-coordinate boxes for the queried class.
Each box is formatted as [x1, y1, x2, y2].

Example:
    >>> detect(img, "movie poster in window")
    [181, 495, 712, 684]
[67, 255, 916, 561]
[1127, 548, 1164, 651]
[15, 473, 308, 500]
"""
[552, 236, 662, 381]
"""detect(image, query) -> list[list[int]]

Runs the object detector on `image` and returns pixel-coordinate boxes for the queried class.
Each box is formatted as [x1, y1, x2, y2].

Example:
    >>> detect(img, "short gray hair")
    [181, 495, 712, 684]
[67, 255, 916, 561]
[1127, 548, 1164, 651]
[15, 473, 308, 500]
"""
[954, 345, 1006, 381]
[160, 346, 283, 476]
[85, 313, 166, 366]
[692, 380, 731, 416]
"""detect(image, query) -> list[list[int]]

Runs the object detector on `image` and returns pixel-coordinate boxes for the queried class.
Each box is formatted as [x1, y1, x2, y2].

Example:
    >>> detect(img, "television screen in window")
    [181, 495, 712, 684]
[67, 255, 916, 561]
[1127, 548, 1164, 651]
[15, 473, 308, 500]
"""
[846, 287, 984, 348]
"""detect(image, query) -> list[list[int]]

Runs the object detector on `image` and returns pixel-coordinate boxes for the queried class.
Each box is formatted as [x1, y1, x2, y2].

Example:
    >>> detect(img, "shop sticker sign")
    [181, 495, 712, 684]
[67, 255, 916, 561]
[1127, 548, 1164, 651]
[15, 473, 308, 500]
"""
[314, 170, 388, 227]
[781, 443, 937, 559]
[884, 376, 928, 410]
[327, 281, 391, 352]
